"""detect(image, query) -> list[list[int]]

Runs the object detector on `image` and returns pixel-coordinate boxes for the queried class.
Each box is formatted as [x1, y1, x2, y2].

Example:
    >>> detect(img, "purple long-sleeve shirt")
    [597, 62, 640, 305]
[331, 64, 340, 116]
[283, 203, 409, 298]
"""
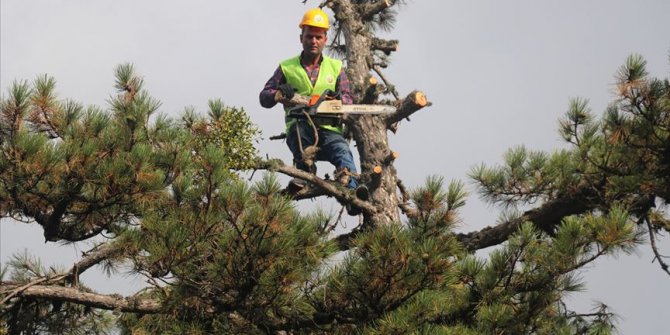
[259, 54, 353, 108]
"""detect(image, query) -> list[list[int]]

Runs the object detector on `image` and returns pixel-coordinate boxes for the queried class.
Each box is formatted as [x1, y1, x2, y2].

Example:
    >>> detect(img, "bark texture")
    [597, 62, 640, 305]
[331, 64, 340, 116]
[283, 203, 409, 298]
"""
[2, 284, 161, 313]
[327, 0, 430, 226]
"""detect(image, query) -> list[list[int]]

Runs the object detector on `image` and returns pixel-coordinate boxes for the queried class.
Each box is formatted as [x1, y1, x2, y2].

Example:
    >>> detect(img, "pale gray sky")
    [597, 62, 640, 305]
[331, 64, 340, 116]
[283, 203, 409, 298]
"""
[2, 1, 670, 333]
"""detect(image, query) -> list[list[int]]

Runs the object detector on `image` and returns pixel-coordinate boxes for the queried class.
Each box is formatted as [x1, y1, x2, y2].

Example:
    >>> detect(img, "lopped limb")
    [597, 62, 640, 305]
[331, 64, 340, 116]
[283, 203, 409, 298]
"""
[256, 159, 376, 215]
[385, 90, 430, 128]
[371, 37, 399, 55]
[362, 76, 386, 104]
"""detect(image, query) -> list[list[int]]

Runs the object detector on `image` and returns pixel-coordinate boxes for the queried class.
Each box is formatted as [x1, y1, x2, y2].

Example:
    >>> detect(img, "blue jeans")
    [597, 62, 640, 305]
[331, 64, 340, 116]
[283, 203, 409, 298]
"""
[286, 119, 358, 189]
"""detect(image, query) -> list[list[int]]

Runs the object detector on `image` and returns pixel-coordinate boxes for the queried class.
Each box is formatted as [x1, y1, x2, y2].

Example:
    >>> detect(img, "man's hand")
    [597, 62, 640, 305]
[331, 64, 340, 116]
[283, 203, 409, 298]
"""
[275, 83, 295, 104]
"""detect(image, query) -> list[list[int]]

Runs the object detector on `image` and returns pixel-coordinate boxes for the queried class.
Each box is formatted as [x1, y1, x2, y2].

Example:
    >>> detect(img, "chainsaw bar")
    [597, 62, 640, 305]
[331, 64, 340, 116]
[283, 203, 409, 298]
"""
[316, 100, 396, 115]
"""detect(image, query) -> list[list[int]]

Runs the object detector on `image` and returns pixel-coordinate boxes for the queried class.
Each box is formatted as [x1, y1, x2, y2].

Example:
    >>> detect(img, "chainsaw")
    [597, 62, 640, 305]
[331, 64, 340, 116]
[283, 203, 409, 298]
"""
[287, 89, 396, 117]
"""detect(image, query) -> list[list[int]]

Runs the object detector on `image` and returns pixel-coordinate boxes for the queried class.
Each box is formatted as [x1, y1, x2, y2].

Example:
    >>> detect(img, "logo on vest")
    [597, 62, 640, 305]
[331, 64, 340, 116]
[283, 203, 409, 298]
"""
[325, 74, 335, 84]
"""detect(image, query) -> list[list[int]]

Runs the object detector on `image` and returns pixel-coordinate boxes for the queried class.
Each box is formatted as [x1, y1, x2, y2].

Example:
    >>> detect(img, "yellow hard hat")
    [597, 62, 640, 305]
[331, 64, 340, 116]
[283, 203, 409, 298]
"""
[299, 8, 330, 30]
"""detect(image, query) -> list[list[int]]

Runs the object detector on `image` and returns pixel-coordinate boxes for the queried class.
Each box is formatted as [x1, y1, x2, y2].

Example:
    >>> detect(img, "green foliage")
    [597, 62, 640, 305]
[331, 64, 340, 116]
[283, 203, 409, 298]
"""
[472, 53, 670, 213]
[0, 63, 261, 242]
[465, 52, 670, 333]
[2, 52, 668, 334]
[184, 98, 260, 172]
[449, 206, 638, 335]
[470, 146, 578, 207]
[116, 174, 337, 334]
[1, 251, 115, 334]
[0, 64, 262, 333]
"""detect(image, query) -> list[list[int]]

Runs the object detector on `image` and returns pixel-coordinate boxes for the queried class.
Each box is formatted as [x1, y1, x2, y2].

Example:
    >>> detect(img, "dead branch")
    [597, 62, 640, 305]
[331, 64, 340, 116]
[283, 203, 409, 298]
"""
[269, 133, 287, 141]
[0, 275, 65, 305]
[646, 218, 670, 276]
[0, 284, 161, 313]
[1, 242, 125, 305]
[371, 37, 399, 55]
[398, 202, 418, 218]
[372, 65, 399, 100]
[395, 177, 418, 217]
[359, 0, 394, 20]
[395, 177, 410, 202]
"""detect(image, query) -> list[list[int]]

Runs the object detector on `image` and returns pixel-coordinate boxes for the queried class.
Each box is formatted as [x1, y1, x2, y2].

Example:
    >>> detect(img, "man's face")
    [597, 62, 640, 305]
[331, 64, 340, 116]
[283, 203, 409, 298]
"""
[300, 26, 327, 58]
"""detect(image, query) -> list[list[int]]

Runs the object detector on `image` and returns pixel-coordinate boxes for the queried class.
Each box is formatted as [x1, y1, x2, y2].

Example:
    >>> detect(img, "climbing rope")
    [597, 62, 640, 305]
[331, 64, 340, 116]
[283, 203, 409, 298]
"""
[295, 111, 320, 171]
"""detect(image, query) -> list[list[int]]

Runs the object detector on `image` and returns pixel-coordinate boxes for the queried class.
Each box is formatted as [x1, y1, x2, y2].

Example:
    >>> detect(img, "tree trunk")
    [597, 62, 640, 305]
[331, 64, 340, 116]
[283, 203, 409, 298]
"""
[353, 115, 401, 224]
[331, 0, 401, 225]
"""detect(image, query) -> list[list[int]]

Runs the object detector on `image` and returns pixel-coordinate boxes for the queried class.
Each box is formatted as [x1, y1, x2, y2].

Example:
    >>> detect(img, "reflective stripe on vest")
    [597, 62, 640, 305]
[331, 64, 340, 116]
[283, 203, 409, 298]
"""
[280, 55, 343, 133]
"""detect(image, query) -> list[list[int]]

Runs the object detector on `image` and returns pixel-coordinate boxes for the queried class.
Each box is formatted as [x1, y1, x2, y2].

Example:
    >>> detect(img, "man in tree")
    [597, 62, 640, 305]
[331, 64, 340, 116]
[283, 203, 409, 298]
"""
[259, 8, 368, 215]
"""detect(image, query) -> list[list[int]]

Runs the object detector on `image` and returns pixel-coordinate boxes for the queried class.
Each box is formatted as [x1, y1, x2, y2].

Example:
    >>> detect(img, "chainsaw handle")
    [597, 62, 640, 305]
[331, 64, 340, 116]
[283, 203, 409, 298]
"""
[309, 89, 335, 107]
[287, 89, 340, 116]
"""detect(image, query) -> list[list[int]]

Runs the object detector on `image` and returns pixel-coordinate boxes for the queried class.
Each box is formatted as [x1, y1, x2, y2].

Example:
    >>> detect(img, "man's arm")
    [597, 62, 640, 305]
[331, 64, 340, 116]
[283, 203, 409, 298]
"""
[259, 66, 285, 108]
[336, 68, 354, 104]
[261, 64, 353, 107]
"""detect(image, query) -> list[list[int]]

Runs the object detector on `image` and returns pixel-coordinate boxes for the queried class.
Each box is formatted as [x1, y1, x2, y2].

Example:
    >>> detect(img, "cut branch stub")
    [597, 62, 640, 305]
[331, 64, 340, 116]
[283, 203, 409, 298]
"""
[371, 37, 399, 55]
[386, 90, 429, 127]
[363, 76, 384, 104]
[384, 151, 399, 164]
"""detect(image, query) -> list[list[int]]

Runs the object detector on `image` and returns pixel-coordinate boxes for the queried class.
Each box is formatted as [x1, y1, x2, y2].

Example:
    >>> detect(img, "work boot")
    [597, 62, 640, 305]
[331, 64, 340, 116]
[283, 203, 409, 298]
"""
[345, 185, 369, 216]
[355, 185, 369, 201]
[346, 203, 362, 216]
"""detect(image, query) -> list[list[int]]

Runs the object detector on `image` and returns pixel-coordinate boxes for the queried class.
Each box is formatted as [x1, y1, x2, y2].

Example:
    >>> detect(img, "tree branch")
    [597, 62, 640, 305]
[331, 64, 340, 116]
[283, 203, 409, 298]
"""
[0, 276, 65, 305]
[371, 37, 399, 55]
[255, 159, 376, 214]
[385, 90, 430, 127]
[397, 202, 417, 218]
[372, 65, 399, 100]
[394, 177, 418, 217]
[1, 284, 161, 313]
[456, 185, 600, 251]
[1, 241, 126, 306]
[68, 242, 125, 284]
[359, 0, 394, 20]
[646, 217, 670, 276]
[362, 76, 385, 104]
[333, 226, 363, 251]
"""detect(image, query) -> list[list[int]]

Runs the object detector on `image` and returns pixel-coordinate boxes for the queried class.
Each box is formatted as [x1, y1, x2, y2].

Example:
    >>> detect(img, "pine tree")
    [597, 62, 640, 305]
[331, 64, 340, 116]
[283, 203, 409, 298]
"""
[2, 1, 669, 334]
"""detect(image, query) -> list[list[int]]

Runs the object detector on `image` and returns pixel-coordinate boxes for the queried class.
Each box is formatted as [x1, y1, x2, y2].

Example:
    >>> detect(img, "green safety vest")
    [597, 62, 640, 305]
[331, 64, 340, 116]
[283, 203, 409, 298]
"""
[280, 54, 342, 133]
